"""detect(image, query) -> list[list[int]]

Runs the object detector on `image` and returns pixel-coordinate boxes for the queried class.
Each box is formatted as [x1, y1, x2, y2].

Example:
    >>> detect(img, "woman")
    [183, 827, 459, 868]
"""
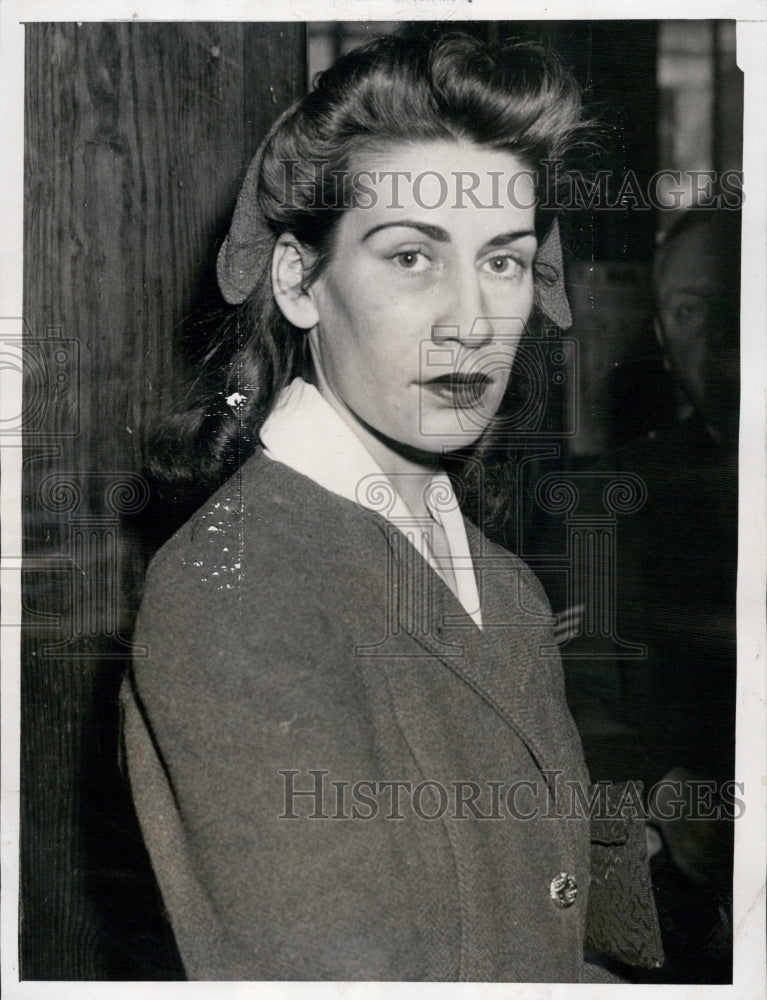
[121, 33, 661, 981]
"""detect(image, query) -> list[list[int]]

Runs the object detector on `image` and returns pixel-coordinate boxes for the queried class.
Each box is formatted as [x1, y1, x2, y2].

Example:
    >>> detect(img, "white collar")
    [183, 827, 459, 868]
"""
[259, 377, 482, 627]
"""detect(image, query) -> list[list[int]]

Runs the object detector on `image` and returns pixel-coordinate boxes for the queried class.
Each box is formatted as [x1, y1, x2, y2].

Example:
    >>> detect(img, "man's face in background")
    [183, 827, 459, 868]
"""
[654, 215, 740, 444]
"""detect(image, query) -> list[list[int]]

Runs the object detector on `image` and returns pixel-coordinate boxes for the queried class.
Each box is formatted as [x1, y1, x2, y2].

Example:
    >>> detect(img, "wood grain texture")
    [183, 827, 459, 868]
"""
[22, 21, 305, 978]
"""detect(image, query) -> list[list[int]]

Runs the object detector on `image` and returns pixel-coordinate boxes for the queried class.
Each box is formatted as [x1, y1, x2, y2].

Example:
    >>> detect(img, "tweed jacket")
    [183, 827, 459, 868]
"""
[121, 449, 661, 981]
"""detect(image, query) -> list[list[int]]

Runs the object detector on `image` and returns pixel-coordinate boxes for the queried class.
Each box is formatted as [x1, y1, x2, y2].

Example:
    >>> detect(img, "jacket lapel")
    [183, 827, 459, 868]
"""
[379, 514, 568, 778]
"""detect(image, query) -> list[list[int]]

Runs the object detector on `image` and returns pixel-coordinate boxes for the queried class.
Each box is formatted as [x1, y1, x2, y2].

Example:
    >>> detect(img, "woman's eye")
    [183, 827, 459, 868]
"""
[482, 254, 523, 277]
[391, 250, 430, 272]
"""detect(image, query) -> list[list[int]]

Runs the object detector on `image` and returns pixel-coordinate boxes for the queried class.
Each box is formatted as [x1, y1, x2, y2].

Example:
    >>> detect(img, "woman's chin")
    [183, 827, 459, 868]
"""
[414, 411, 491, 453]
[405, 431, 486, 457]
[344, 402, 488, 463]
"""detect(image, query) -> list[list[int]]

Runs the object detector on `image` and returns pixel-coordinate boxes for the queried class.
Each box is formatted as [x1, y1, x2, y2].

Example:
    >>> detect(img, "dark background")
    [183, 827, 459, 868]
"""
[21, 20, 740, 978]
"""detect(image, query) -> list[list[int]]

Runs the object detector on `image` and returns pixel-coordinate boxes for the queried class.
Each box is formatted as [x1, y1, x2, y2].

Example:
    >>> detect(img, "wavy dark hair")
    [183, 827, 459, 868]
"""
[150, 31, 590, 532]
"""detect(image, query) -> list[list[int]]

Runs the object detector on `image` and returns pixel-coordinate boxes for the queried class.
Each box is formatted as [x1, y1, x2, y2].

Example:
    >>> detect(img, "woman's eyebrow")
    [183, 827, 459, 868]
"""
[362, 221, 449, 242]
[362, 222, 538, 246]
[482, 230, 537, 251]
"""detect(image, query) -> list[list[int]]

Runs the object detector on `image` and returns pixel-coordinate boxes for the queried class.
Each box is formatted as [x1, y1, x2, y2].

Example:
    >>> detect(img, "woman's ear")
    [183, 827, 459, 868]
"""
[271, 234, 320, 330]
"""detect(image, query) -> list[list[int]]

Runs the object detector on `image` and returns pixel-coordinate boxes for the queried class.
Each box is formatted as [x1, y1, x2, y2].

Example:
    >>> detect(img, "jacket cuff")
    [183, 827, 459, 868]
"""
[585, 781, 664, 970]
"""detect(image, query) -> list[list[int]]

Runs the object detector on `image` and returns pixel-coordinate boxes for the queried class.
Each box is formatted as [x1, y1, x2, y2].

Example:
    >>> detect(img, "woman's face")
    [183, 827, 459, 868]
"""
[304, 140, 537, 458]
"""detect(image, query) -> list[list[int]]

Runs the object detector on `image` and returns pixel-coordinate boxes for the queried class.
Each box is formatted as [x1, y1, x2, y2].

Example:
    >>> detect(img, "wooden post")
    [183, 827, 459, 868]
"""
[22, 21, 306, 978]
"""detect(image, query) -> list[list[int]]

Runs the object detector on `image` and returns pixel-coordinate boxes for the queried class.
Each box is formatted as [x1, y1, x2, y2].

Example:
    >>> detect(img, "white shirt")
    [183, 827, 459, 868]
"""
[259, 377, 482, 627]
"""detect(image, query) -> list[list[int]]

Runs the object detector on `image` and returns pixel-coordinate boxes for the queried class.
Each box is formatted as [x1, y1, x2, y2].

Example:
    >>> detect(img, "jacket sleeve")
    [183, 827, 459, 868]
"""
[585, 781, 664, 970]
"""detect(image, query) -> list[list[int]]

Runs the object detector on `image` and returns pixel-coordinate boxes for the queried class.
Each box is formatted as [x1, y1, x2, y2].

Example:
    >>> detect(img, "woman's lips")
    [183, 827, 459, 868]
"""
[421, 373, 492, 409]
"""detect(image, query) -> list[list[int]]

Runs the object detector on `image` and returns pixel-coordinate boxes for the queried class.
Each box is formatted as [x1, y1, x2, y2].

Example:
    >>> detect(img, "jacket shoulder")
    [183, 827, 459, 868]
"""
[143, 453, 370, 598]
[464, 518, 554, 618]
[134, 453, 390, 680]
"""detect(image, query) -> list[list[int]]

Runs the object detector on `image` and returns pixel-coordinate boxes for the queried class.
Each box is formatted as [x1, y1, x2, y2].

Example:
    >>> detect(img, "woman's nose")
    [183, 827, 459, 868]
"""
[431, 268, 493, 347]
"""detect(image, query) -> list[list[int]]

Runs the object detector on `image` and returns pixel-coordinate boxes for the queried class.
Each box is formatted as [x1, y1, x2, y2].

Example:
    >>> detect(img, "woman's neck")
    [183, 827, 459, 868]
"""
[311, 378, 443, 521]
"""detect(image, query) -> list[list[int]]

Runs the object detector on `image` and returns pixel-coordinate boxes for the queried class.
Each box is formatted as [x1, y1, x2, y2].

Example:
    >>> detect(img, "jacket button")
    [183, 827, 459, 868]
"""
[549, 872, 578, 908]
